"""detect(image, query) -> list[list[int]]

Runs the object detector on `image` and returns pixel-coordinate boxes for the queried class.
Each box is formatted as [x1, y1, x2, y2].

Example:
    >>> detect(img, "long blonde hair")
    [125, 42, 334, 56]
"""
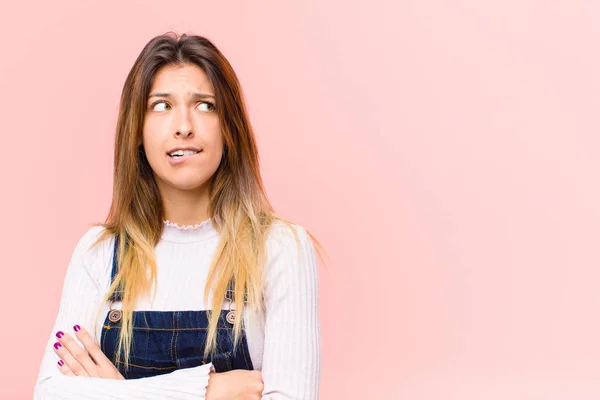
[89, 32, 326, 368]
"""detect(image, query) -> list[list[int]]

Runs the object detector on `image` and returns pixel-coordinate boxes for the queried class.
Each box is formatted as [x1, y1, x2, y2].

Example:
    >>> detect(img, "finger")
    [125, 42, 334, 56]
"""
[57, 329, 99, 377]
[60, 329, 101, 376]
[73, 324, 125, 380]
[72, 324, 109, 368]
[57, 359, 74, 376]
[53, 339, 89, 377]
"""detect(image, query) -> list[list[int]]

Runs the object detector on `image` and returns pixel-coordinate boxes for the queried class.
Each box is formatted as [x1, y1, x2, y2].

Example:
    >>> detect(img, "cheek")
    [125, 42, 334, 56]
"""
[207, 135, 224, 163]
[142, 127, 166, 167]
[198, 120, 223, 153]
[207, 122, 223, 149]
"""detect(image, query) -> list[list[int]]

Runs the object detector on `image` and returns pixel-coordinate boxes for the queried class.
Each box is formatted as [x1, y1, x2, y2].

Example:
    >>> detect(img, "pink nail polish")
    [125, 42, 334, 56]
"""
[58, 360, 64, 367]
[55, 331, 64, 338]
[73, 325, 81, 332]
[53, 342, 62, 350]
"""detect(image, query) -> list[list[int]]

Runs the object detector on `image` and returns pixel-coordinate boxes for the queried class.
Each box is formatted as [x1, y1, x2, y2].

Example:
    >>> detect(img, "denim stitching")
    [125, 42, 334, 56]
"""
[115, 360, 176, 371]
[240, 333, 250, 369]
[225, 352, 232, 370]
[101, 324, 107, 354]
[105, 325, 233, 332]
[129, 327, 233, 331]
[169, 313, 175, 361]
[175, 312, 181, 369]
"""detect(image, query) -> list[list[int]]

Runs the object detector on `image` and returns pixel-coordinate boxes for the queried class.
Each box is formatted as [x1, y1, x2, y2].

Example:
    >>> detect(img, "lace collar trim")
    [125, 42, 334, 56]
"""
[163, 218, 212, 230]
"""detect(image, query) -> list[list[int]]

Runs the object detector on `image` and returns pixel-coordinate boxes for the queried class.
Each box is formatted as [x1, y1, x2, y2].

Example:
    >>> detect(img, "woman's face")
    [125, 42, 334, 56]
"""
[142, 63, 223, 192]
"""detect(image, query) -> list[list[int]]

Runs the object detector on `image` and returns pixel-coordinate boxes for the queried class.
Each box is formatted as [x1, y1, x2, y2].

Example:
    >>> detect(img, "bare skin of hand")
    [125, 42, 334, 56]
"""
[53, 324, 125, 380]
[206, 369, 264, 400]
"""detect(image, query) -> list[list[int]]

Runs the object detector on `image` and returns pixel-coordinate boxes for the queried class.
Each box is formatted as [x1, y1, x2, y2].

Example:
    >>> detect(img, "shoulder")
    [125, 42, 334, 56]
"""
[73, 225, 112, 257]
[262, 221, 319, 302]
[70, 225, 115, 278]
[264, 220, 317, 269]
[266, 220, 311, 252]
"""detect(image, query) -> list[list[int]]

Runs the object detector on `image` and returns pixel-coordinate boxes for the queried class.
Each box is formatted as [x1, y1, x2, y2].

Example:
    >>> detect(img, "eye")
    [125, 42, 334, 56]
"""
[197, 101, 216, 112]
[150, 100, 170, 112]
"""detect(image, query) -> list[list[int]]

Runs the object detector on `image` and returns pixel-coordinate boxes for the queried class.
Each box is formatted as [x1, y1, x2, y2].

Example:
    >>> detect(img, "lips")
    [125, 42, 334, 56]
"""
[166, 149, 202, 165]
[168, 149, 200, 158]
[166, 146, 202, 156]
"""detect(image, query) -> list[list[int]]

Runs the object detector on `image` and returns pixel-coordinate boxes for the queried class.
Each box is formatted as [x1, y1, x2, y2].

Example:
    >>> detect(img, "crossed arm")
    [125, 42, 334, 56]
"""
[33, 229, 215, 399]
[33, 224, 320, 399]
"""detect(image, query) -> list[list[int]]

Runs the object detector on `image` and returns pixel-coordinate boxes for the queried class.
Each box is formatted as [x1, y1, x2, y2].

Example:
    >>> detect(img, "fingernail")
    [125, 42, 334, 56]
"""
[55, 331, 64, 338]
[58, 360, 64, 367]
[73, 325, 81, 332]
[53, 342, 62, 350]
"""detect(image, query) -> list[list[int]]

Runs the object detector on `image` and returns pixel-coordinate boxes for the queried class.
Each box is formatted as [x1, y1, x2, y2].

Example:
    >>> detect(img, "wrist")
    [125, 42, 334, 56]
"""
[205, 371, 220, 400]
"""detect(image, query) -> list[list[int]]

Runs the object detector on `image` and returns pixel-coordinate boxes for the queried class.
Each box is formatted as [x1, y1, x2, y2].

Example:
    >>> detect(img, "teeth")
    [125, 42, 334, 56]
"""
[169, 150, 199, 157]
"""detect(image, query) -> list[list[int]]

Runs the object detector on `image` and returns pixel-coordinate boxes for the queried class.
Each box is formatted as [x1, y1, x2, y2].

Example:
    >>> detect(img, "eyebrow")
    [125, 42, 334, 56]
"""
[148, 92, 216, 100]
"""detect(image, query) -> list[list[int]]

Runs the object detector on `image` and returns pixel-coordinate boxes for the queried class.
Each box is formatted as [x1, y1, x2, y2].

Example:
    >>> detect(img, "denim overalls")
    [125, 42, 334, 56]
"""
[100, 235, 254, 379]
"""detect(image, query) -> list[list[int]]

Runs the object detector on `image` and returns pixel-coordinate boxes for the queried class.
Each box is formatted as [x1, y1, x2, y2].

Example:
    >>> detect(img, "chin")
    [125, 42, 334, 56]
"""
[155, 175, 208, 191]
[170, 181, 209, 191]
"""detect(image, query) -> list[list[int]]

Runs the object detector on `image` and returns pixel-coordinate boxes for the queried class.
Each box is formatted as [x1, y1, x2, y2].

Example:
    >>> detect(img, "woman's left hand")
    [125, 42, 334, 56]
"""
[53, 324, 125, 380]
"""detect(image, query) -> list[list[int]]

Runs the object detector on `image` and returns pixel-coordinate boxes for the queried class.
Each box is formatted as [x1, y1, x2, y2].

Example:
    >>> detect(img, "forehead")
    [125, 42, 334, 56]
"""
[150, 63, 213, 93]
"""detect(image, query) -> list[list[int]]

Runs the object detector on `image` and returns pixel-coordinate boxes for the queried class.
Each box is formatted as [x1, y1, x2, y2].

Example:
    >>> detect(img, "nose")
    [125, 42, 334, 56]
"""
[175, 108, 193, 138]
[176, 127, 193, 138]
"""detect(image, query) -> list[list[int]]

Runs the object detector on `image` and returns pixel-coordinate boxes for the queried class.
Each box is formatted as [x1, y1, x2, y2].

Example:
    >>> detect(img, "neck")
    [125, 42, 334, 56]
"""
[157, 179, 211, 226]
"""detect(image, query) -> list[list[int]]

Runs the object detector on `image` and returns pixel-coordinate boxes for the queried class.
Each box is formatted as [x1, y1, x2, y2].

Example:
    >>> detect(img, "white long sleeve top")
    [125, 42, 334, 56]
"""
[33, 218, 321, 399]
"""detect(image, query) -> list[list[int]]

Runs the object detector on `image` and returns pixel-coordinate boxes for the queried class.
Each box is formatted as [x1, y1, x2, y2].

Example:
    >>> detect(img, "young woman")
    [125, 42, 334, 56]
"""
[33, 32, 323, 400]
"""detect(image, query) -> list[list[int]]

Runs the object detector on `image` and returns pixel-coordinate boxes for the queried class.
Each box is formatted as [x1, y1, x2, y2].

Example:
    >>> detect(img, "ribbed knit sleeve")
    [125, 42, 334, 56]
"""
[260, 224, 321, 399]
[33, 227, 213, 400]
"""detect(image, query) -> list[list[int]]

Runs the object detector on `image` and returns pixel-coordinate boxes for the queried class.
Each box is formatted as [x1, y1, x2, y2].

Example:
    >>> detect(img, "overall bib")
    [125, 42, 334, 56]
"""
[100, 235, 254, 379]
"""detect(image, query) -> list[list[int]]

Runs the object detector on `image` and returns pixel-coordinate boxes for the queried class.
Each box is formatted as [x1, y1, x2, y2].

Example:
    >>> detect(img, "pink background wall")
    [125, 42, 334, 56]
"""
[1, 1, 599, 398]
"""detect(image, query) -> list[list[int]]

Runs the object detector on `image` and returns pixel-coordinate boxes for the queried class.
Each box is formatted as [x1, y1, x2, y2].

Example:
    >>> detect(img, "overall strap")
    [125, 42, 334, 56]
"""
[108, 234, 124, 302]
[225, 279, 235, 301]
[225, 278, 249, 303]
